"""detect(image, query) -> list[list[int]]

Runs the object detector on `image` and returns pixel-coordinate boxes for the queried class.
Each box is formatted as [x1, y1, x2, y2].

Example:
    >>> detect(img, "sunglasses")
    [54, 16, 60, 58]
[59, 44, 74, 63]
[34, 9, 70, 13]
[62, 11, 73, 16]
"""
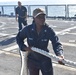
[36, 14, 46, 19]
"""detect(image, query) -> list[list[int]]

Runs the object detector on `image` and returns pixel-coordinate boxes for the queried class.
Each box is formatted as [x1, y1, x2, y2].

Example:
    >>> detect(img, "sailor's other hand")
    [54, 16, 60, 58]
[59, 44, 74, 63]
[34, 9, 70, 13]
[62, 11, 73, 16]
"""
[58, 55, 65, 65]
[25, 47, 32, 52]
[25, 18, 27, 21]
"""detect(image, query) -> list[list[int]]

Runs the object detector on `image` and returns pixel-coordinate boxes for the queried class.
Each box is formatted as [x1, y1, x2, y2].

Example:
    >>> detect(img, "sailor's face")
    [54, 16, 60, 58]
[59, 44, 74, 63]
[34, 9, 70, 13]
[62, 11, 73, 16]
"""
[18, 2, 21, 6]
[35, 14, 46, 26]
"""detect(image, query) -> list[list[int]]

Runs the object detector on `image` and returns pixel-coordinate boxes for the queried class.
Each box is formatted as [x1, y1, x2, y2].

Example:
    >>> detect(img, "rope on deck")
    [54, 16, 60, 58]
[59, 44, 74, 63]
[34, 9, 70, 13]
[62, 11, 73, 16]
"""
[20, 51, 28, 75]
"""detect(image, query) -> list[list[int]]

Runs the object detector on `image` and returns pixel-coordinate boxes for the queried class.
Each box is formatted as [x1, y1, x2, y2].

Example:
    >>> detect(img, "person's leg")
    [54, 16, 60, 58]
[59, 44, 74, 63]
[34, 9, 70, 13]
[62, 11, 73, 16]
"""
[18, 18, 22, 31]
[41, 58, 53, 75]
[28, 59, 39, 75]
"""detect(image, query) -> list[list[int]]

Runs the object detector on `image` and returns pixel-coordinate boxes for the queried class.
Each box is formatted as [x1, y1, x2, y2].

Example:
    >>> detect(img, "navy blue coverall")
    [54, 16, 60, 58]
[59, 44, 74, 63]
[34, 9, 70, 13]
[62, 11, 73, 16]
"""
[15, 6, 27, 31]
[16, 22, 63, 75]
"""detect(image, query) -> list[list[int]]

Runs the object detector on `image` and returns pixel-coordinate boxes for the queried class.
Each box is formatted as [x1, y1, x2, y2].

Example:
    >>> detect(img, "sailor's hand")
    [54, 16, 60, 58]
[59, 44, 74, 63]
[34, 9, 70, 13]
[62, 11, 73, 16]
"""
[58, 55, 65, 65]
[25, 18, 27, 21]
[25, 47, 32, 52]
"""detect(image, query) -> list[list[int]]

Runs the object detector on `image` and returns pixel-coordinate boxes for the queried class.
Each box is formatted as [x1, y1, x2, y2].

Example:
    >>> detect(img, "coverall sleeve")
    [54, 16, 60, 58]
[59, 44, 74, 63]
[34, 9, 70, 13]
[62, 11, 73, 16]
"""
[15, 8, 18, 15]
[48, 28, 64, 56]
[16, 27, 27, 51]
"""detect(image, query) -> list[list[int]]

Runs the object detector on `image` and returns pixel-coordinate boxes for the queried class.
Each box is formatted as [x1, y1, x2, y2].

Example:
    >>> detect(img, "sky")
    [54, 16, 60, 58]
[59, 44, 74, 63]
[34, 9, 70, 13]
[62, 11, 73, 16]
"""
[0, 0, 76, 5]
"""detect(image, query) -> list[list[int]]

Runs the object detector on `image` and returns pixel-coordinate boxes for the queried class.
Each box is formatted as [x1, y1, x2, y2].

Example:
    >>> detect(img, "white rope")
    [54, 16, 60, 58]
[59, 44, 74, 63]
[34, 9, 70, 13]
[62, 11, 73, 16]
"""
[20, 47, 76, 75]
[31, 47, 76, 67]
[20, 51, 28, 75]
